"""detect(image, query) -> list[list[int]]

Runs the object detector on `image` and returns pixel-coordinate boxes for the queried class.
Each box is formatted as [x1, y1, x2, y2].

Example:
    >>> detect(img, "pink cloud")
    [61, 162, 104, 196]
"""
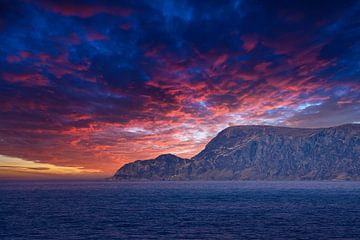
[86, 31, 107, 41]
[241, 34, 258, 52]
[39, 2, 132, 18]
[2, 72, 48, 86]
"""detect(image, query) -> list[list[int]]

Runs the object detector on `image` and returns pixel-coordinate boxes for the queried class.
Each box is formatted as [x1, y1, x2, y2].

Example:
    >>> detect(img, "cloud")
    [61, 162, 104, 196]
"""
[0, 166, 50, 170]
[0, 0, 359, 176]
[34, 0, 132, 18]
[0, 155, 102, 179]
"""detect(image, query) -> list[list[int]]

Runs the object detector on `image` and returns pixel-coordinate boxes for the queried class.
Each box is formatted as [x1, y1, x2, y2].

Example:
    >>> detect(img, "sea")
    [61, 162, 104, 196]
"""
[1, 181, 360, 240]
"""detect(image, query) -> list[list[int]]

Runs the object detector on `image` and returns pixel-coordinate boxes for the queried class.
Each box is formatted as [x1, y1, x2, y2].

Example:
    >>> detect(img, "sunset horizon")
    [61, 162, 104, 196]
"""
[0, 0, 359, 180]
[1, 1, 360, 239]
[1, 123, 359, 180]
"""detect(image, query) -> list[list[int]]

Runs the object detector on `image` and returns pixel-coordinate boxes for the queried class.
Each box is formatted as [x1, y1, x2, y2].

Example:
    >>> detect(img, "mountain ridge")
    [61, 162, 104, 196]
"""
[113, 124, 360, 181]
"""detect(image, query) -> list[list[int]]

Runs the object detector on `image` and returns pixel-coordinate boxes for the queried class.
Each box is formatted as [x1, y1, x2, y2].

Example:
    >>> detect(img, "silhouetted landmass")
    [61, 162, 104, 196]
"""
[113, 124, 360, 180]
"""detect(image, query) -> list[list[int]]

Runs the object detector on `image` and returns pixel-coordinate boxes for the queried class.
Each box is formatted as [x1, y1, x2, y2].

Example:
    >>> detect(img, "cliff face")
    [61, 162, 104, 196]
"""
[113, 124, 360, 181]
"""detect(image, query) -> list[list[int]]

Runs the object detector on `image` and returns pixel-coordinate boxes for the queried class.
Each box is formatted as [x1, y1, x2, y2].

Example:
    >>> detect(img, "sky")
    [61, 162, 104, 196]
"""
[0, 0, 359, 179]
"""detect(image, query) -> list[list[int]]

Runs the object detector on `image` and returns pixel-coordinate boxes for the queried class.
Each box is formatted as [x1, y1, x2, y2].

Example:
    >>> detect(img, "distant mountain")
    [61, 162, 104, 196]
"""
[113, 124, 360, 181]
[113, 154, 189, 180]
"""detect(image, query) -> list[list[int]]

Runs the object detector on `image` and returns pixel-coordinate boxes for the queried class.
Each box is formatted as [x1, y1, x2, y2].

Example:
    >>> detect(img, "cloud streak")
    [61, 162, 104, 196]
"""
[0, 155, 101, 179]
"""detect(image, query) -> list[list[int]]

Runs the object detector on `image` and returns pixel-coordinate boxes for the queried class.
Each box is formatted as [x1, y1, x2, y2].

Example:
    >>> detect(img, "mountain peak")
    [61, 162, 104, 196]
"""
[155, 153, 181, 160]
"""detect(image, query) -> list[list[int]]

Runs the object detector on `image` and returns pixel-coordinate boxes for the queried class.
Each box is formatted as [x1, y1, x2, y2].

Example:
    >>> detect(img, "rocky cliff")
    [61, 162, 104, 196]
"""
[113, 124, 360, 180]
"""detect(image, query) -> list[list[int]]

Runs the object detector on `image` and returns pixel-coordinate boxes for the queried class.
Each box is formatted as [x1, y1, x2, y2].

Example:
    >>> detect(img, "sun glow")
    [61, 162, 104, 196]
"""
[0, 155, 102, 179]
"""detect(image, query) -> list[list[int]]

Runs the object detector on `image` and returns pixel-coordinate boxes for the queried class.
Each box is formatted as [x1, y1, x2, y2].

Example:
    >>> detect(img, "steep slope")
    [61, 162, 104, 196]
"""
[187, 124, 360, 180]
[113, 124, 360, 181]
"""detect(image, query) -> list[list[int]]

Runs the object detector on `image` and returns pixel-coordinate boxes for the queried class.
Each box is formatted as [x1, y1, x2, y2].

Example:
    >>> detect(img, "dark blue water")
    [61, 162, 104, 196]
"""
[1, 181, 360, 240]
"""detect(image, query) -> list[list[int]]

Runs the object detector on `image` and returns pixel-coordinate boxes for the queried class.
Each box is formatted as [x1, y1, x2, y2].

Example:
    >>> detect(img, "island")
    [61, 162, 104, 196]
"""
[113, 124, 360, 181]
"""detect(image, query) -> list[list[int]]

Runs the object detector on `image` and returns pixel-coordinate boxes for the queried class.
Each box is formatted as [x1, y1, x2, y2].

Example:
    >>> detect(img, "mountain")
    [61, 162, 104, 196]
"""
[113, 154, 189, 180]
[113, 124, 360, 181]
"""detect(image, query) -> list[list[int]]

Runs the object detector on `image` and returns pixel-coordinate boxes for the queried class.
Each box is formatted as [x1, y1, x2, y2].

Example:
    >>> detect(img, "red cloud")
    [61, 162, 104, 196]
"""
[2, 72, 48, 86]
[241, 34, 258, 52]
[86, 31, 107, 41]
[6, 55, 22, 63]
[119, 23, 132, 31]
[38, 1, 132, 18]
